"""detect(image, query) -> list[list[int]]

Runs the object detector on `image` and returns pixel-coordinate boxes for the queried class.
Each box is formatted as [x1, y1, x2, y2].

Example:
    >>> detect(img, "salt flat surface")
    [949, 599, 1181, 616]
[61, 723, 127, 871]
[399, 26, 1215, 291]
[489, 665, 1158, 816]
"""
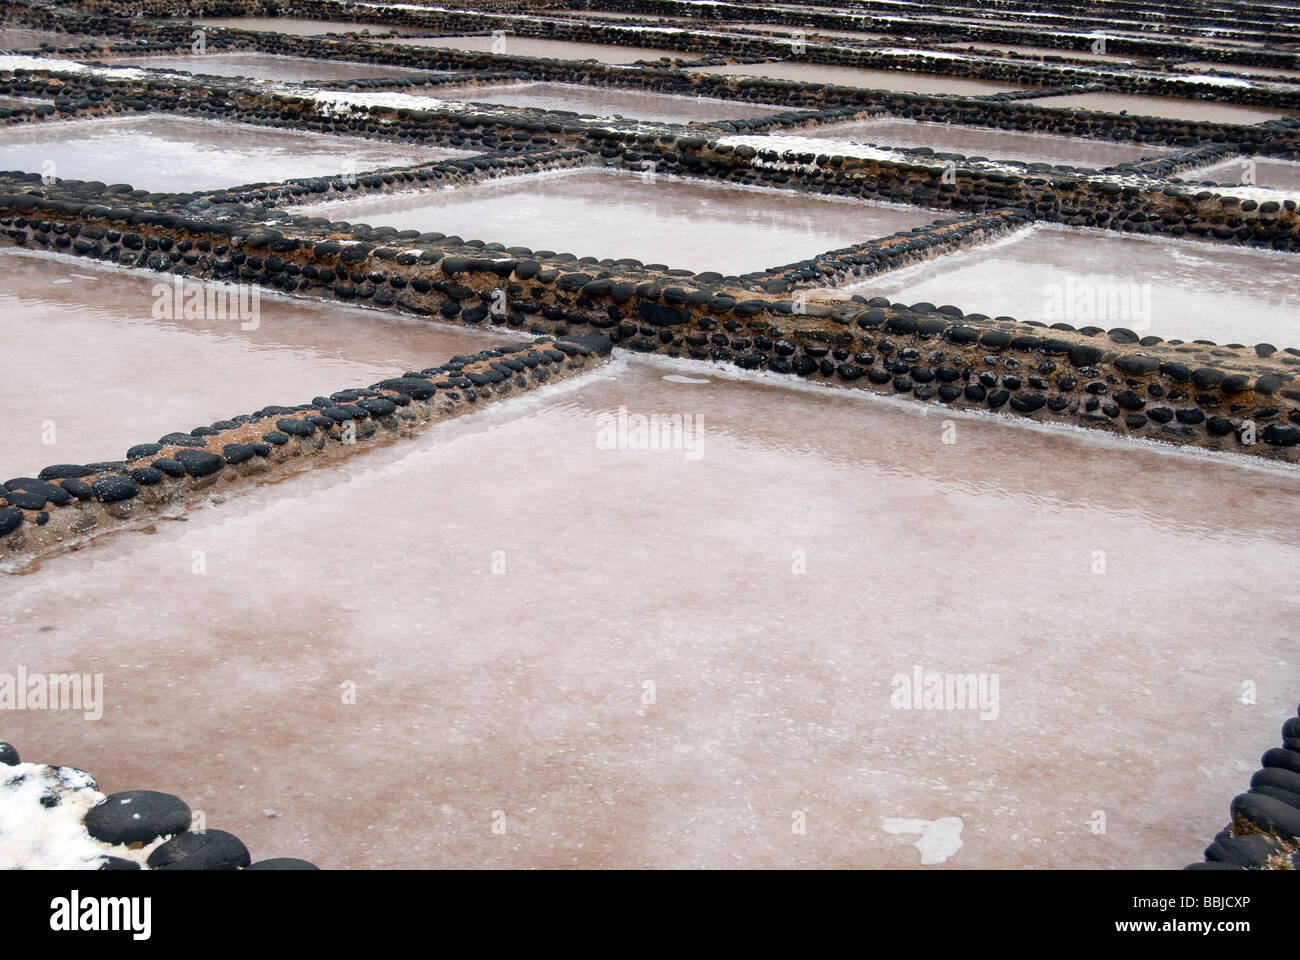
[2, 356, 1295, 868]
[801, 117, 1166, 168]
[122, 51, 434, 82]
[836, 223, 1300, 348]
[1188, 156, 1300, 194]
[428, 81, 787, 124]
[1026, 91, 1287, 126]
[292, 167, 936, 275]
[692, 60, 1026, 96]
[0, 250, 517, 474]
[0, 114, 460, 191]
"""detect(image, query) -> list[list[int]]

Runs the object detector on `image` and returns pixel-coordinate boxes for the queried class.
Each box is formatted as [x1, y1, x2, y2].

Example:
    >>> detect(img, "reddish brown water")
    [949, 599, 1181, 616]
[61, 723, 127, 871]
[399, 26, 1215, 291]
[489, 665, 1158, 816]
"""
[427, 81, 787, 123]
[835, 223, 1300, 347]
[384, 35, 687, 64]
[692, 61, 1027, 96]
[122, 52, 437, 82]
[2, 356, 1295, 869]
[1027, 91, 1287, 126]
[0, 28, 102, 49]
[0, 250, 516, 473]
[0, 115, 461, 192]
[802, 117, 1165, 168]
[1189, 156, 1300, 193]
[292, 168, 937, 275]
[936, 42, 1136, 65]
[1177, 62, 1300, 81]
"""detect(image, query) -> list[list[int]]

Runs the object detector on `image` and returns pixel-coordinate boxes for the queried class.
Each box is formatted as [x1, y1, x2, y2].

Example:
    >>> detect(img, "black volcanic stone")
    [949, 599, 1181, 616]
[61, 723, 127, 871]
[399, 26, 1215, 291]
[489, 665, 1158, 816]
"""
[129, 467, 165, 486]
[91, 475, 139, 503]
[222, 443, 257, 465]
[245, 858, 320, 870]
[98, 857, 141, 871]
[148, 829, 250, 871]
[375, 378, 437, 400]
[126, 443, 164, 461]
[175, 449, 224, 477]
[38, 464, 93, 480]
[85, 790, 191, 845]
[0, 741, 18, 765]
[275, 418, 316, 437]
[157, 432, 208, 448]
[1205, 834, 1284, 867]
[3, 490, 46, 510]
[1010, 393, 1046, 412]
[1231, 792, 1300, 839]
[5, 479, 70, 506]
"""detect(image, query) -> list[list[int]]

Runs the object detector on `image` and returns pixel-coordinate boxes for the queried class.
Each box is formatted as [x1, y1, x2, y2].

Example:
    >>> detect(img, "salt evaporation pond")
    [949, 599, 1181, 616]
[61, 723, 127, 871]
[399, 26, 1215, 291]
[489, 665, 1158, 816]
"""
[384, 35, 687, 64]
[122, 52, 437, 82]
[1027, 91, 1287, 126]
[1188, 156, 1300, 194]
[0, 95, 50, 109]
[2, 356, 1295, 869]
[692, 61, 1027, 96]
[1178, 62, 1300, 81]
[801, 118, 1166, 168]
[293, 168, 937, 275]
[428, 81, 788, 124]
[0, 115, 461, 192]
[0, 28, 101, 49]
[835, 223, 1300, 348]
[936, 43, 1135, 65]
[177, 18, 426, 37]
[0, 251, 516, 474]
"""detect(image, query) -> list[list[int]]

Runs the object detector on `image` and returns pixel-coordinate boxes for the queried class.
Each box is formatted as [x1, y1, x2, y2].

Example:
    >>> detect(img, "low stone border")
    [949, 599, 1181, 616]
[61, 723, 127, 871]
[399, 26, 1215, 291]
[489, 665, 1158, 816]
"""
[1186, 706, 1300, 870]
[0, 331, 612, 564]
[0, 739, 317, 869]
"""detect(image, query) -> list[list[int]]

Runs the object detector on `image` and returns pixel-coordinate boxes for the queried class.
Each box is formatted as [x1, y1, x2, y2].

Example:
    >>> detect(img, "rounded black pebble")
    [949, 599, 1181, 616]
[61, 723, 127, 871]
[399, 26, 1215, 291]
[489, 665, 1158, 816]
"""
[0, 741, 19, 765]
[1230, 791, 1300, 840]
[84, 790, 192, 845]
[91, 475, 140, 503]
[1205, 833, 1284, 867]
[244, 858, 320, 870]
[98, 856, 142, 871]
[0, 507, 23, 536]
[148, 829, 250, 870]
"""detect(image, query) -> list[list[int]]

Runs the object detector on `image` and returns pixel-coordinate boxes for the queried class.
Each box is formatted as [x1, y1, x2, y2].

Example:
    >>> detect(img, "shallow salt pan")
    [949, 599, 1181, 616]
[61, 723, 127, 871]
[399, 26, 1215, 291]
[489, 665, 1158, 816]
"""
[1026, 91, 1288, 126]
[1187, 156, 1300, 194]
[291, 167, 938, 275]
[426, 81, 788, 124]
[121, 51, 437, 82]
[692, 60, 1027, 96]
[834, 223, 1300, 348]
[1, 356, 1295, 869]
[0, 114, 463, 192]
[0, 251, 517, 474]
[800, 117, 1167, 168]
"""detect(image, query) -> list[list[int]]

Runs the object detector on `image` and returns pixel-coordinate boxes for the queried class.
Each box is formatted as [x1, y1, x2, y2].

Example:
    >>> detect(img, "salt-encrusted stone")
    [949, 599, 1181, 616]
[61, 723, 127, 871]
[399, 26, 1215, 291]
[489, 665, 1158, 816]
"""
[84, 790, 191, 845]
